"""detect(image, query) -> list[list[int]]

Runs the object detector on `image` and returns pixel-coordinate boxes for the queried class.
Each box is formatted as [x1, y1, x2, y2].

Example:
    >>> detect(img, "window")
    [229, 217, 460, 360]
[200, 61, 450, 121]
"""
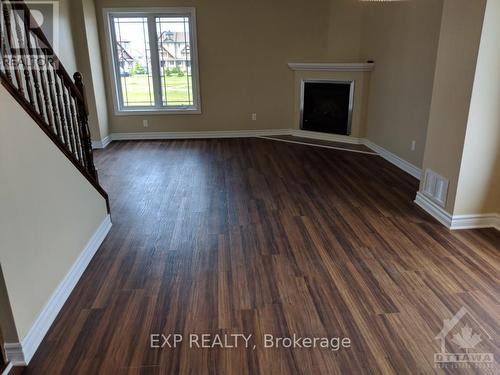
[104, 8, 200, 113]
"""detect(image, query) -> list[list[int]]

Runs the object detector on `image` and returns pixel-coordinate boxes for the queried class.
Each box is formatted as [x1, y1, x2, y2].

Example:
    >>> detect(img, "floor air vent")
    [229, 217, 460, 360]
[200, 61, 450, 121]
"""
[422, 169, 449, 207]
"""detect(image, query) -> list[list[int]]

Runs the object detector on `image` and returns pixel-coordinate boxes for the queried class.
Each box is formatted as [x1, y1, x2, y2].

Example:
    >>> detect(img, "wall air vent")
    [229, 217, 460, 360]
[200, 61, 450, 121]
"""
[422, 169, 449, 208]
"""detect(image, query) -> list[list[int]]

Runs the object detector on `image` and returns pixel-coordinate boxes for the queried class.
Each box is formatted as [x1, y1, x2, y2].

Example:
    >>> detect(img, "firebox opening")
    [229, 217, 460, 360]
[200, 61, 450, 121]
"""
[300, 80, 354, 136]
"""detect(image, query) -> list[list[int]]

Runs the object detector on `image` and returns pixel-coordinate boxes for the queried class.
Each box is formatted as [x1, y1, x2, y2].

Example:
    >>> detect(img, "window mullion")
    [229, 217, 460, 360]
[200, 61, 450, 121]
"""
[109, 16, 125, 110]
[147, 15, 162, 109]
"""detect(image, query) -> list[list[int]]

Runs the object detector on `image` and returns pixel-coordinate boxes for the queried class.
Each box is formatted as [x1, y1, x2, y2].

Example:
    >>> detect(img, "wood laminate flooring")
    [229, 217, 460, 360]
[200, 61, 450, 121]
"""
[25, 138, 499, 374]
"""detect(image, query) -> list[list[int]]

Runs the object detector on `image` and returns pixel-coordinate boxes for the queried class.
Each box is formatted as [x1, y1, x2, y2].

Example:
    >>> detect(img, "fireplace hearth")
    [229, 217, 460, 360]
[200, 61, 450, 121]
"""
[300, 80, 354, 136]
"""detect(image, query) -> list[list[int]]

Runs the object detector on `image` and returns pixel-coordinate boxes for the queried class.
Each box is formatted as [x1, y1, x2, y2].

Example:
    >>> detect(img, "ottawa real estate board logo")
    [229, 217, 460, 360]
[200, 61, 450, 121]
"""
[434, 306, 495, 369]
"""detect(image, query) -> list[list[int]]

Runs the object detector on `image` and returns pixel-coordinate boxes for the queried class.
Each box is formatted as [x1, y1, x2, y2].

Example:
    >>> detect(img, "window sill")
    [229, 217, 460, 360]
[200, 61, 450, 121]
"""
[114, 108, 202, 116]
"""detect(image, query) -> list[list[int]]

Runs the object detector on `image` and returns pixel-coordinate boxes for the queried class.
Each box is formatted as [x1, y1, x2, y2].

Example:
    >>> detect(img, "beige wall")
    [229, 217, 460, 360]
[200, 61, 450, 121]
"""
[0, 86, 108, 341]
[359, 0, 443, 168]
[57, 0, 78, 74]
[84, 0, 110, 141]
[327, 0, 363, 61]
[420, 0, 486, 213]
[95, 0, 332, 133]
[453, 0, 500, 216]
[71, 0, 110, 141]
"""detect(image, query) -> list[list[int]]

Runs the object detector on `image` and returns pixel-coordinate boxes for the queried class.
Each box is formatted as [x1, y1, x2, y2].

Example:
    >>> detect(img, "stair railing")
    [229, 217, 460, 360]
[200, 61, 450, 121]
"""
[0, 0, 109, 211]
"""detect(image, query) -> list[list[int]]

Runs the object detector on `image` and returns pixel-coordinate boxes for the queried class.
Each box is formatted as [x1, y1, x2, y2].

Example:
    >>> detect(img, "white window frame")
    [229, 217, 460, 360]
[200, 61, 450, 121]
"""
[103, 7, 201, 115]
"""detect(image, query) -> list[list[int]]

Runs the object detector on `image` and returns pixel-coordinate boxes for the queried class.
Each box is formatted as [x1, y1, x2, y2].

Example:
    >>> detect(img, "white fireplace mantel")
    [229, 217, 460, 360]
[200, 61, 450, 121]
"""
[287, 62, 375, 72]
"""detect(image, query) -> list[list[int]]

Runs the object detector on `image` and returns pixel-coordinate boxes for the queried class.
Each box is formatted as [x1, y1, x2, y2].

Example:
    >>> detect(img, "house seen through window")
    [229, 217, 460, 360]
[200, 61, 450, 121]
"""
[106, 9, 200, 112]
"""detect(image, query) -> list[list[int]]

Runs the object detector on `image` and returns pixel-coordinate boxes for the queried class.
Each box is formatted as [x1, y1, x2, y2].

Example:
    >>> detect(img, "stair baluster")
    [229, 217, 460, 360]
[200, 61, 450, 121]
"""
[22, 9, 44, 119]
[34, 37, 55, 131]
[12, 4, 35, 107]
[2, 2, 24, 94]
[45, 65, 63, 140]
[69, 94, 85, 164]
[62, 87, 78, 159]
[53, 71, 71, 150]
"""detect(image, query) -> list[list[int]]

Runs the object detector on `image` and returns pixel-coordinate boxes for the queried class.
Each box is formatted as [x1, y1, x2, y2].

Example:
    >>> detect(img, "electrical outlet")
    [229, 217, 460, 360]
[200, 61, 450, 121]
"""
[251, 113, 257, 121]
[411, 140, 416, 151]
[143, 119, 149, 128]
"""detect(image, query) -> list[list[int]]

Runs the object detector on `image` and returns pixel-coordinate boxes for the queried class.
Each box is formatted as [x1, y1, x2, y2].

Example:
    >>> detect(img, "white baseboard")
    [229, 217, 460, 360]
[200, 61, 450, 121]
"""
[451, 213, 500, 231]
[5, 214, 112, 365]
[1, 362, 13, 375]
[290, 129, 363, 144]
[110, 129, 290, 141]
[363, 140, 422, 180]
[414, 191, 452, 227]
[92, 135, 111, 149]
[415, 192, 499, 231]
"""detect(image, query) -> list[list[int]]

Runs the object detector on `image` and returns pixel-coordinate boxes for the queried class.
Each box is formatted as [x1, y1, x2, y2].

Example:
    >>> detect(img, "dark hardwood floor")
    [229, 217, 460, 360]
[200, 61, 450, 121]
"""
[25, 139, 499, 374]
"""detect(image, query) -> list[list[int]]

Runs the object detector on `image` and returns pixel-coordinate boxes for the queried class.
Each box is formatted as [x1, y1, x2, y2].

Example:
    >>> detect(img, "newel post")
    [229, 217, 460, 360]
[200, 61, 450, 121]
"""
[73, 72, 98, 182]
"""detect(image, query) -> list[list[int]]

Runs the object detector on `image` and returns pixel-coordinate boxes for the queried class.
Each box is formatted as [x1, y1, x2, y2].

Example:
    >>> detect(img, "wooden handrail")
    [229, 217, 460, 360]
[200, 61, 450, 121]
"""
[0, 0, 109, 212]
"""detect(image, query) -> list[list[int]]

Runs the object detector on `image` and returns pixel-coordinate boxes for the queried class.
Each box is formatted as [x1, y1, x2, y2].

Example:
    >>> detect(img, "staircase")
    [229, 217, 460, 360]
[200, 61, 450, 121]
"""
[0, 0, 109, 211]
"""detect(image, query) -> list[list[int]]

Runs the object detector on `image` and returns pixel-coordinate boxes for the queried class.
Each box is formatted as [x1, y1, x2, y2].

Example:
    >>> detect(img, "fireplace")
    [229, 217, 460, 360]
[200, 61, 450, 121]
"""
[300, 80, 354, 135]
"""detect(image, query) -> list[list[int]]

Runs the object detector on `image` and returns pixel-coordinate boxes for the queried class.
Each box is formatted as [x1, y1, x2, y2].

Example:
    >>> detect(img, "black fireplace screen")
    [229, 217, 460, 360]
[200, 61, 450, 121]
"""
[301, 81, 353, 135]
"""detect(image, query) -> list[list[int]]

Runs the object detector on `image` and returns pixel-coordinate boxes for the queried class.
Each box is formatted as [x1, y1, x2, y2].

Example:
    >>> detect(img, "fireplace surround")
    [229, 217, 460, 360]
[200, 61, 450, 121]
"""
[288, 62, 374, 140]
